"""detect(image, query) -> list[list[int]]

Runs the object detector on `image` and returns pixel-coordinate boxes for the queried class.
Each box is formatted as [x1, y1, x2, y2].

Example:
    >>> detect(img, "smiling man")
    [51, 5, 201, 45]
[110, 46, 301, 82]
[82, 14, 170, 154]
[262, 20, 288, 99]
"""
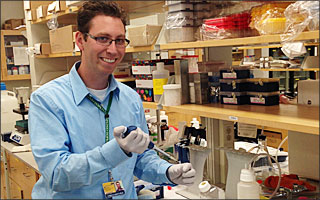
[28, 1, 195, 199]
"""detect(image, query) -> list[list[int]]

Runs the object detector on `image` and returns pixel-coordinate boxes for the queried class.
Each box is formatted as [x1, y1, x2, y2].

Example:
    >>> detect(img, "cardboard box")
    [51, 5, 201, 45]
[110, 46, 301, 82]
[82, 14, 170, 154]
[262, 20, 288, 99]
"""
[35, 43, 51, 55]
[4, 19, 24, 29]
[2, 24, 12, 30]
[49, 25, 77, 53]
[26, 9, 37, 21]
[36, 5, 48, 19]
[127, 25, 162, 47]
[130, 13, 165, 26]
[55, 0, 67, 12]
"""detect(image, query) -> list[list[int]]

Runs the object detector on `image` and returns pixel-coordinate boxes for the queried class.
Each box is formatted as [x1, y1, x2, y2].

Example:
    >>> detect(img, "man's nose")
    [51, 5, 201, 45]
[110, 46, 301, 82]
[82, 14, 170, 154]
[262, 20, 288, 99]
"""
[106, 41, 118, 54]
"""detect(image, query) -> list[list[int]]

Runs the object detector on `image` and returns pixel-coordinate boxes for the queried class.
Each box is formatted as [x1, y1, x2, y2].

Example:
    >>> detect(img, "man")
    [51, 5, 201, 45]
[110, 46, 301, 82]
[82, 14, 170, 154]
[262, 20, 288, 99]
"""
[29, 1, 195, 199]
[115, 181, 123, 192]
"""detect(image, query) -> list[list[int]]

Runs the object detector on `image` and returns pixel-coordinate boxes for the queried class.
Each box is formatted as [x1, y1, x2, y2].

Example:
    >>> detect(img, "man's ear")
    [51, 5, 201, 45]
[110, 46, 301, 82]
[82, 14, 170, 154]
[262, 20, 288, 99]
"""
[75, 31, 85, 51]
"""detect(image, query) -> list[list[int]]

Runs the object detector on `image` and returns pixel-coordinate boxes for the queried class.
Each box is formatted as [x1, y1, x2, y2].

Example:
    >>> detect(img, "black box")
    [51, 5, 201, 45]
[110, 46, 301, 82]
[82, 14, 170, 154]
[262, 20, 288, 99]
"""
[220, 79, 249, 92]
[220, 66, 250, 79]
[220, 91, 249, 105]
[247, 91, 280, 106]
[247, 78, 279, 92]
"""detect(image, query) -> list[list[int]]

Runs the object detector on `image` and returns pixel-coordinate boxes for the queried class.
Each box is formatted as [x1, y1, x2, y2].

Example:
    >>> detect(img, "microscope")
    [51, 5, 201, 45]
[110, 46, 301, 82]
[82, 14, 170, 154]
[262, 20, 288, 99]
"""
[10, 87, 30, 145]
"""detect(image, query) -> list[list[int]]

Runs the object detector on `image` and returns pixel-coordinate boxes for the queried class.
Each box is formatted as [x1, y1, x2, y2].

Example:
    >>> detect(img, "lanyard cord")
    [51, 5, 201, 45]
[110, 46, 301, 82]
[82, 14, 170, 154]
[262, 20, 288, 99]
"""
[86, 91, 114, 143]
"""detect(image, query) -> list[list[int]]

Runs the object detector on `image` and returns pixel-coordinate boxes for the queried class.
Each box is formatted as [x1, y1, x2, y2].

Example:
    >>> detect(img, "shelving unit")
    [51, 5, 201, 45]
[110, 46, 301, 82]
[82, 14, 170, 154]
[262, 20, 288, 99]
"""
[1, 29, 31, 81]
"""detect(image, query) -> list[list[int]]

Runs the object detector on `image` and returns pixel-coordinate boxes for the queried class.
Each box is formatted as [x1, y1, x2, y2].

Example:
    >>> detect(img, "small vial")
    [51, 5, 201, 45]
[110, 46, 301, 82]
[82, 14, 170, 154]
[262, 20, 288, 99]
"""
[259, 58, 264, 68]
[264, 57, 269, 68]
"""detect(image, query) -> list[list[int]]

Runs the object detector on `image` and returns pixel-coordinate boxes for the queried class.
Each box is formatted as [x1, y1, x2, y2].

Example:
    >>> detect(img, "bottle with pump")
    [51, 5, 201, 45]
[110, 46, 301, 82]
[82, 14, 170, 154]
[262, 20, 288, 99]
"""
[152, 62, 169, 103]
[190, 118, 200, 129]
[237, 168, 260, 199]
[160, 111, 169, 125]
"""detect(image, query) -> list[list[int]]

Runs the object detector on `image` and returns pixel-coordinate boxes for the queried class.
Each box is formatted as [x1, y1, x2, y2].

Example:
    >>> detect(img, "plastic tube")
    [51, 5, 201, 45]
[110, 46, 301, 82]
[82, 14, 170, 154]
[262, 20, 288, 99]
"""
[275, 135, 288, 161]
[247, 153, 281, 199]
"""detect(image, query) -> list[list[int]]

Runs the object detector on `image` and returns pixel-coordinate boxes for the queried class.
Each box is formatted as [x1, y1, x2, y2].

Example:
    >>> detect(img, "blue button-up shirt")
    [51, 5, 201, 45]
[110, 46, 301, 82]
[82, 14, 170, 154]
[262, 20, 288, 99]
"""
[29, 61, 172, 199]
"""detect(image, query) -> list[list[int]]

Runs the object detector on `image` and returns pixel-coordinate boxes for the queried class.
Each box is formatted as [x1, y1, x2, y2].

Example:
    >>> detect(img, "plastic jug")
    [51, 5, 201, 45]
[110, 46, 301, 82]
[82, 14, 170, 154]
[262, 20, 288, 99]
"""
[1, 82, 20, 134]
[152, 62, 169, 103]
[237, 169, 260, 199]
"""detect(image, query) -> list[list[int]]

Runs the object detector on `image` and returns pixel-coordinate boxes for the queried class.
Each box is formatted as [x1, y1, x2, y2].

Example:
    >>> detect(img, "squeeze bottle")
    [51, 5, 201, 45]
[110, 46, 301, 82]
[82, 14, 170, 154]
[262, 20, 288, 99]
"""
[152, 62, 169, 103]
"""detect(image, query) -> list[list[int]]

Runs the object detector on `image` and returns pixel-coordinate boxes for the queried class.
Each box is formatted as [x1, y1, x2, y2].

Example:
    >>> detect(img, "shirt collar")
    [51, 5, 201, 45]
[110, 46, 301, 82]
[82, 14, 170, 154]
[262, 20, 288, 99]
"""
[70, 61, 120, 105]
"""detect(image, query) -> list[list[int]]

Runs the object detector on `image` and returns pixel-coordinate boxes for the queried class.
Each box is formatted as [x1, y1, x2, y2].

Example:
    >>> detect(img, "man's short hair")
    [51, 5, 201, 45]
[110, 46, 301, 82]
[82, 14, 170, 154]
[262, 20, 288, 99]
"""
[77, 1, 127, 40]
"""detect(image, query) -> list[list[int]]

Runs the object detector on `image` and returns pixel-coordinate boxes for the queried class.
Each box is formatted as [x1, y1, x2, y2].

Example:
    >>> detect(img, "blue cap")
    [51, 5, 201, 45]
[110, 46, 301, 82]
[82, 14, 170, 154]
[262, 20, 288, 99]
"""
[1, 82, 6, 90]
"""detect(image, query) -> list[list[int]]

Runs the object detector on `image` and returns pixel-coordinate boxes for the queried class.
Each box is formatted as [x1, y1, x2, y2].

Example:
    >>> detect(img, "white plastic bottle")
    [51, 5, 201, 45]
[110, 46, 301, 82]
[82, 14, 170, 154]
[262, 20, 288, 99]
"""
[152, 62, 169, 103]
[237, 169, 260, 199]
[1, 82, 20, 134]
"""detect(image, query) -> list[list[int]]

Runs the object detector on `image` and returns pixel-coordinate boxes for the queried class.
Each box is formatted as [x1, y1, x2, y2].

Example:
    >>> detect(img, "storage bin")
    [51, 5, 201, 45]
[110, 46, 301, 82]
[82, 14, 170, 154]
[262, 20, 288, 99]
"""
[247, 91, 280, 106]
[127, 25, 162, 47]
[247, 78, 280, 92]
[220, 91, 249, 105]
[219, 66, 251, 79]
[168, 2, 193, 12]
[168, 26, 195, 43]
[220, 79, 249, 92]
[163, 84, 181, 106]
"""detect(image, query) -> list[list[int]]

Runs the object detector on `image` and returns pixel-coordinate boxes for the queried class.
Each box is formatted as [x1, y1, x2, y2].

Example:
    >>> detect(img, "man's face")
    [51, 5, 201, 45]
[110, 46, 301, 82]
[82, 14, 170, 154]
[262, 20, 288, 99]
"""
[81, 15, 126, 77]
[116, 182, 121, 188]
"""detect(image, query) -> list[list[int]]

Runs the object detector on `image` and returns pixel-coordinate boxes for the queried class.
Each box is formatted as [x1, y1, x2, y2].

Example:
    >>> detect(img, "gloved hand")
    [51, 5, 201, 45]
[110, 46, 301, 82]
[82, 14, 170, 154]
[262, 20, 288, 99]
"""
[113, 126, 150, 154]
[167, 163, 196, 186]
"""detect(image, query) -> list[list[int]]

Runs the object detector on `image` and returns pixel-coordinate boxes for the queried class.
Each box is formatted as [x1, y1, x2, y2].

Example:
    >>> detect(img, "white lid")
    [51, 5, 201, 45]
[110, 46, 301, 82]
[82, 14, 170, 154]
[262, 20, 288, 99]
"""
[199, 181, 211, 193]
[240, 169, 256, 182]
[163, 84, 181, 90]
[189, 82, 194, 86]
[160, 111, 166, 115]
[145, 115, 151, 119]
[192, 118, 198, 121]
[156, 62, 164, 70]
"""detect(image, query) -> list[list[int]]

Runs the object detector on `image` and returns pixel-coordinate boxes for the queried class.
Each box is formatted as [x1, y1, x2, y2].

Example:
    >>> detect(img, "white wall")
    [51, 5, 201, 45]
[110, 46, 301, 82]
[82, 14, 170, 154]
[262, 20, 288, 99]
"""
[1, 1, 25, 25]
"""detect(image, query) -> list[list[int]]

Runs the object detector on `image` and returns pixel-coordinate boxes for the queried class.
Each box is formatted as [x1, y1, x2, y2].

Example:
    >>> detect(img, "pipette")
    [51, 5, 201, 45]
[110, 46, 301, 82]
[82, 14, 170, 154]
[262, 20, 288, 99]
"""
[122, 126, 179, 163]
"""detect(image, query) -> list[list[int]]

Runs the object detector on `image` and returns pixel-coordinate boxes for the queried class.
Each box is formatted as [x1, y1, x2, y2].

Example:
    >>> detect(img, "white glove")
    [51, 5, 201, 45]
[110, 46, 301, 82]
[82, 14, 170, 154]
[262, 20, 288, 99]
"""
[167, 163, 196, 186]
[113, 126, 150, 154]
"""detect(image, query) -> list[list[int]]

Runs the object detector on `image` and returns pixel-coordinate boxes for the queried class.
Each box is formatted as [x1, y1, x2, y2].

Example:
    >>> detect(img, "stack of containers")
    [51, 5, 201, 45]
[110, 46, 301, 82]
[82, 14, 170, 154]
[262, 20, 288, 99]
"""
[193, 2, 211, 26]
[132, 60, 157, 102]
[247, 78, 280, 106]
[219, 66, 280, 106]
[166, 0, 195, 43]
[202, 11, 251, 40]
[219, 66, 251, 105]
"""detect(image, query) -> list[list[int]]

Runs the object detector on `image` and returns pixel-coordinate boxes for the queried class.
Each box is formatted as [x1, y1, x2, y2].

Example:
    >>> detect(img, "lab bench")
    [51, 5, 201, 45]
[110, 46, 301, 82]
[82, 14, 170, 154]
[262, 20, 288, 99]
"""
[1, 142, 39, 199]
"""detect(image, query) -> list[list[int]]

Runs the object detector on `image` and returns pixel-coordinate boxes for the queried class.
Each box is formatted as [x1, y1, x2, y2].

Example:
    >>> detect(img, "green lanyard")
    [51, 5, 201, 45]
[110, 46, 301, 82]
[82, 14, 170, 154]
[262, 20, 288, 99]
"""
[86, 91, 113, 143]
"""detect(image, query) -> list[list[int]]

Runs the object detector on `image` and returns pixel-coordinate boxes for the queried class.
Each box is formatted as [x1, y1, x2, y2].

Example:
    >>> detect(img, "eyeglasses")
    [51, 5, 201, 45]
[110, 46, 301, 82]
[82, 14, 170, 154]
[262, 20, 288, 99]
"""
[85, 33, 130, 48]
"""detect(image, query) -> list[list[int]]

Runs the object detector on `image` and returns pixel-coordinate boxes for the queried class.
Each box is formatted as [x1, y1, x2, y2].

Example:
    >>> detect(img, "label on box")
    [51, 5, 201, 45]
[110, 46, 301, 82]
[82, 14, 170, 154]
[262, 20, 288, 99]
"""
[250, 97, 265, 104]
[223, 97, 237, 104]
[132, 65, 154, 75]
[153, 78, 168, 95]
[222, 72, 237, 79]
[135, 80, 153, 88]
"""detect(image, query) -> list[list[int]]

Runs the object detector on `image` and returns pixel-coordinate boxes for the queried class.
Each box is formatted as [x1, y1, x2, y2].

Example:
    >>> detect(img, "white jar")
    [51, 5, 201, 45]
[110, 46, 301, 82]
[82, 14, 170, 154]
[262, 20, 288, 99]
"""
[12, 67, 18, 75]
[163, 84, 181, 106]
[19, 65, 25, 74]
[237, 169, 260, 199]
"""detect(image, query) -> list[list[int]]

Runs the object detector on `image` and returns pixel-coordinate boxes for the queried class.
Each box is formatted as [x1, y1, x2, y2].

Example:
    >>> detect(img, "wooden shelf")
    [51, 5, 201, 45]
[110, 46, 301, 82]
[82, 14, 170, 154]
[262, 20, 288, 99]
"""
[259, 68, 319, 72]
[126, 45, 155, 53]
[1, 74, 31, 81]
[160, 30, 319, 50]
[1, 29, 26, 35]
[142, 102, 319, 135]
[32, 7, 79, 24]
[36, 52, 81, 58]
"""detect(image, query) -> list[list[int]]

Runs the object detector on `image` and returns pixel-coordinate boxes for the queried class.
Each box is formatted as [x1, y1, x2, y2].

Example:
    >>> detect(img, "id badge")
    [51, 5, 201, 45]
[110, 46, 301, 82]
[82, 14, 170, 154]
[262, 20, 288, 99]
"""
[103, 180, 125, 199]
